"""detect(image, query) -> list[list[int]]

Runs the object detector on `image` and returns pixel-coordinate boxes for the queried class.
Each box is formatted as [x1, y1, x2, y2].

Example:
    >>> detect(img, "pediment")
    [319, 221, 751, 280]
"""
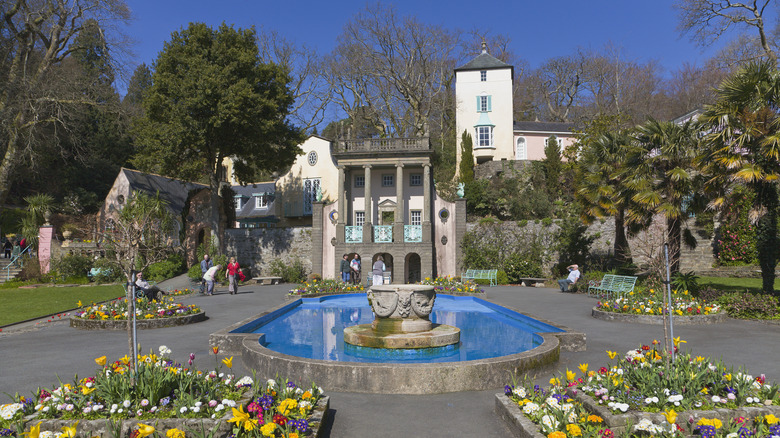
[377, 199, 397, 208]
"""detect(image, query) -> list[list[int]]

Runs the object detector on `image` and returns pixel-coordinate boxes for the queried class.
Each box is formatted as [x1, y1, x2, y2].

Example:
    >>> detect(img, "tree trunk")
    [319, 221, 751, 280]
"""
[614, 208, 632, 265]
[667, 216, 681, 274]
[755, 182, 778, 296]
[0, 118, 23, 208]
[126, 277, 135, 370]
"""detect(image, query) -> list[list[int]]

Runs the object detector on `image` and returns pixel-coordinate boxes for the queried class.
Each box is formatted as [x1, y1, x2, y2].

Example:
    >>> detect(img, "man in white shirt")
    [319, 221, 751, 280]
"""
[202, 264, 221, 296]
[135, 272, 162, 301]
[557, 264, 580, 292]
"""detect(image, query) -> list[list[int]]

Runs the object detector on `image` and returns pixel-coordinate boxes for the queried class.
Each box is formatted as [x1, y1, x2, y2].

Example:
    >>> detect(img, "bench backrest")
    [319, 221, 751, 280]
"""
[613, 275, 637, 292]
[464, 269, 476, 277]
[598, 274, 617, 289]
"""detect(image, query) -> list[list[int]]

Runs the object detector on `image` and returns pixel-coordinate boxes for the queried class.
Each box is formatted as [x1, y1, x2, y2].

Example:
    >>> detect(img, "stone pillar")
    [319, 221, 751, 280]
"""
[363, 165, 373, 243]
[422, 163, 432, 243]
[336, 166, 345, 243]
[394, 163, 404, 242]
[455, 198, 467, 273]
[312, 201, 324, 276]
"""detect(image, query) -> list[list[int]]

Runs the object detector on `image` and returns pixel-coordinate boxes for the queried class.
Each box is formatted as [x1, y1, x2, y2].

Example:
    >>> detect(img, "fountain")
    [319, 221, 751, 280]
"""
[343, 284, 460, 349]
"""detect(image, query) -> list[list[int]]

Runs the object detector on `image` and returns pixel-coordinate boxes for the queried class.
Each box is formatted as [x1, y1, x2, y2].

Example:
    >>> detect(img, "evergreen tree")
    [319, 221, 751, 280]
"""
[543, 136, 562, 199]
[459, 130, 474, 183]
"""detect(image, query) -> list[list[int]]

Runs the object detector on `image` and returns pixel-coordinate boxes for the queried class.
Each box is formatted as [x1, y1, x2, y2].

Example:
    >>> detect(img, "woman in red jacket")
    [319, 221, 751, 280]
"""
[226, 257, 241, 295]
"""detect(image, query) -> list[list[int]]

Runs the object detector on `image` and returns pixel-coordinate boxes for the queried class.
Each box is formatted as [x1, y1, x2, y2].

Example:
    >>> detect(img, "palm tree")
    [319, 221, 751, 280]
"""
[699, 61, 780, 296]
[575, 130, 635, 266]
[628, 119, 703, 274]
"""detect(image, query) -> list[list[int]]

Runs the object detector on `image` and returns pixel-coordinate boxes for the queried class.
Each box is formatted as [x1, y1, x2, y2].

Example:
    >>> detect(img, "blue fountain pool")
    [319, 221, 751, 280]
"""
[231, 294, 563, 364]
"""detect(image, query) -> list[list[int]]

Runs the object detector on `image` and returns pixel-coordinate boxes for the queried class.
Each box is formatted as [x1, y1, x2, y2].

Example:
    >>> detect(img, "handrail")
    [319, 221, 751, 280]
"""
[3, 245, 32, 282]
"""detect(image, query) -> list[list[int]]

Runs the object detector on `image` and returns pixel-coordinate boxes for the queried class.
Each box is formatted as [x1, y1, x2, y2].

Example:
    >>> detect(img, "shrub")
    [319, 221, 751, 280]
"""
[270, 257, 307, 283]
[188, 264, 203, 281]
[145, 253, 185, 282]
[52, 254, 93, 279]
[671, 270, 700, 294]
[502, 253, 543, 283]
[91, 257, 123, 283]
[496, 270, 509, 285]
[718, 188, 758, 265]
[715, 291, 779, 319]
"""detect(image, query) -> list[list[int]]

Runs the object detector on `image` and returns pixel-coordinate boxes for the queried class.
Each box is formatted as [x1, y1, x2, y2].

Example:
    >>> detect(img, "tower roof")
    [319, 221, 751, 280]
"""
[455, 43, 513, 74]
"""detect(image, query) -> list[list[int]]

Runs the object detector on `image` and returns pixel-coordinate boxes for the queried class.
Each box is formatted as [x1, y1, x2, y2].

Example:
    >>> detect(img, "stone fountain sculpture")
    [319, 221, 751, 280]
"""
[343, 284, 460, 349]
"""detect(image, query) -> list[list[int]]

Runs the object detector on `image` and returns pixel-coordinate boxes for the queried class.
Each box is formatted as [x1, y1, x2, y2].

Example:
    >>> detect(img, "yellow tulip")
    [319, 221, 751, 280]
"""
[81, 386, 95, 395]
[549, 377, 560, 386]
[566, 369, 577, 381]
[60, 422, 79, 438]
[222, 356, 233, 368]
[22, 421, 41, 438]
[166, 428, 186, 438]
[95, 356, 107, 366]
[662, 409, 677, 424]
[607, 351, 618, 359]
[673, 336, 686, 347]
[578, 363, 588, 375]
[136, 423, 155, 438]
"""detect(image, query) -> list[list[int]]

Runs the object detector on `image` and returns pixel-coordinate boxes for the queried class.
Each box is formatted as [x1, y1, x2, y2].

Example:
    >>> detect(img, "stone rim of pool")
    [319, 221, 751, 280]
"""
[210, 293, 586, 394]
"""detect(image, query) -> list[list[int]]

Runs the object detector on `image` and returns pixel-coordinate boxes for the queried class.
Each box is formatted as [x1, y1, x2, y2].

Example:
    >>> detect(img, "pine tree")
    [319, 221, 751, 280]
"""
[459, 130, 475, 182]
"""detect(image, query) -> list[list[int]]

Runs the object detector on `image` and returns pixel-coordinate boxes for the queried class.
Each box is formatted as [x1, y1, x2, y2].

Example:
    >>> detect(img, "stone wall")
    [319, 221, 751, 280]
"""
[224, 227, 313, 277]
[474, 160, 533, 180]
[464, 217, 717, 274]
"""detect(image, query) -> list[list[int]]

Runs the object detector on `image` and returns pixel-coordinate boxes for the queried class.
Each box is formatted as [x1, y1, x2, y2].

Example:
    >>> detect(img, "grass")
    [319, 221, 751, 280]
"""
[0, 284, 126, 326]
[698, 276, 780, 294]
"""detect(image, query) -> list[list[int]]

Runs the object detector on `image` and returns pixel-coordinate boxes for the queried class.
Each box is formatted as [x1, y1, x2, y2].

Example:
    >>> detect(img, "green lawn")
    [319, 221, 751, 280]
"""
[0, 284, 126, 326]
[698, 276, 780, 294]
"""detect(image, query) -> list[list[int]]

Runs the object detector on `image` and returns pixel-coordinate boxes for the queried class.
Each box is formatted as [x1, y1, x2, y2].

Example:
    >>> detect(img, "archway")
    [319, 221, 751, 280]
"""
[372, 253, 393, 285]
[405, 253, 421, 284]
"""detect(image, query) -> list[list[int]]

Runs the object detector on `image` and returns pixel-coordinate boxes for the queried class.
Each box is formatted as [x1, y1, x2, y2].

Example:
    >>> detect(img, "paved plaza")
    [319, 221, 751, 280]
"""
[1, 278, 778, 437]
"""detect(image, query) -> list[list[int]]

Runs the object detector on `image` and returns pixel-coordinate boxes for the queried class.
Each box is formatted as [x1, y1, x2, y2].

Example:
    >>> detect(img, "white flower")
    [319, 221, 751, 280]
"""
[512, 387, 527, 398]
[180, 406, 187, 413]
[746, 396, 755, 403]
[0, 403, 24, 420]
[158, 345, 172, 356]
[711, 395, 721, 403]
[42, 406, 50, 413]
[215, 404, 224, 412]
[541, 414, 560, 429]
[522, 402, 539, 414]
[141, 399, 149, 406]
[266, 379, 277, 387]
[544, 396, 560, 409]
[111, 404, 118, 410]
[727, 433, 738, 438]
[117, 408, 123, 414]
[222, 399, 236, 407]
[192, 406, 200, 413]
[194, 401, 202, 407]
[150, 406, 157, 413]
[123, 400, 131, 408]
[83, 407, 92, 414]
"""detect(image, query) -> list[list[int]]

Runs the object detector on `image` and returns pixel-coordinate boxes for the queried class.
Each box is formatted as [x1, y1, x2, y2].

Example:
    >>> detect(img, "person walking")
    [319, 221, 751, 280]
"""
[340, 254, 351, 283]
[200, 254, 213, 294]
[350, 254, 361, 285]
[557, 264, 581, 292]
[226, 257, 241, 295]
[203, 264, 221, 296]
[3, 239, 11, 258]
[372, 255, 385, 286]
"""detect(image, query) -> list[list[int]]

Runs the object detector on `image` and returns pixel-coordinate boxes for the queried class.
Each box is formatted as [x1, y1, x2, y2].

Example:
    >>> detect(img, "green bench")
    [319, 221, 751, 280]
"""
[587, 274, 637, 298]
[461, 269, 498, 286]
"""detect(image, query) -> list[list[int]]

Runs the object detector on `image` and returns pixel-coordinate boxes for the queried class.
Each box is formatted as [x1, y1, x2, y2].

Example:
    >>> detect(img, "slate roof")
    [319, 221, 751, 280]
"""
[513, 121, 577, 134]
[232, 182, 277, 220]
[455, 52, 513, 73]
[121, 168, 206, 214]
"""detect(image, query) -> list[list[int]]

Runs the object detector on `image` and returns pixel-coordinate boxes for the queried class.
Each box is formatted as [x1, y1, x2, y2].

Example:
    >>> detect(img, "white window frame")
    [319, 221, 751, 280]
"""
[255, 195, 268, 209]
[382, 174, 394, 187]
[355, 211, 365, 226]
[235, 197, 243, 211]
[478, 95, 489, 112]
[516, 137, 527, 160]
[409, 174, 422, 186]
[476, 126, 493, 147]
[355, 175, 365, 188]
[480, 70, 487, 82]
[410, 210, 422, 226]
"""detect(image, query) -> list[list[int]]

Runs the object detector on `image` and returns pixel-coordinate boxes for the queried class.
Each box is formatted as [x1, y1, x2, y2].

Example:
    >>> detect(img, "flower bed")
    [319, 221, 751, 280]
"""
[498, 340, 780, 437]
[287, 278, 364, 297]
[0, 347, 328, 438]
[595, 289, 721, 317]
[420, 276, 485, 295]
[73, 297, 201, 321]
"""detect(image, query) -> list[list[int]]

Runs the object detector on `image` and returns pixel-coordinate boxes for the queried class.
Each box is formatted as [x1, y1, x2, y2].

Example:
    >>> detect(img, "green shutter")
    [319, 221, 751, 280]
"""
[487, 95, 492, 112]
[476, 96, 481, 112]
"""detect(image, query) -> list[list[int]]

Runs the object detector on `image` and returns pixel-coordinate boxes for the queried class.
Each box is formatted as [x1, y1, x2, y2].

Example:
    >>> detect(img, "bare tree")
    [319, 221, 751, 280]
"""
[531, 51, 587, 122]
[327, 4, 459, 137]
[675, 0, 778, 63]
[256, 28, 330, 133]
[0, 0, 131, 210]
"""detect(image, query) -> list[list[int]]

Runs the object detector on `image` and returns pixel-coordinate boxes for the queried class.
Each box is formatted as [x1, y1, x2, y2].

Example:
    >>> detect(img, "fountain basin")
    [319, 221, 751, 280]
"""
[211, 294, 586, 394]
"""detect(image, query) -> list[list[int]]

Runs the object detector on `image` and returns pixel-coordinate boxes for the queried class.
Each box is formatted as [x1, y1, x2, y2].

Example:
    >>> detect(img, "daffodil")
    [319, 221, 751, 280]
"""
[22, 422, 41, 438]
[607, 350, 618, 359]
[222, 356, 233, 368]
[578, 363, 588, 375]
[662, 409, 677, 424]
[95, 356, 107, 366]
[228, 405, 258, 431]
[672, 336, 686, 347]
[81, 386, 95, 395]
[136, 423, 155, 437]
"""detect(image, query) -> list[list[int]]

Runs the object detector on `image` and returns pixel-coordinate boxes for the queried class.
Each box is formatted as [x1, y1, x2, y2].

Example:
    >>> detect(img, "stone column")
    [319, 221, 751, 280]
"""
[336, 166, 345, 243]
[312, 201, 324, 276]
[455, 198, 467, 273]
[422, 163, 432, 243]
[394, 163, 404, 241]
[363, 165, 373, 243]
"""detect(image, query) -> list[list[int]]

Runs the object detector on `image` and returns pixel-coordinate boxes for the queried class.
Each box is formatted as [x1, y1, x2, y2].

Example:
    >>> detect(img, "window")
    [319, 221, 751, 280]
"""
[409, 174, 422, 186]
[382, 174, 394, 187]
[410, 210, 422, 226]
[235, 197, 243, 211]
[476, 126, 493, 147]
[303, 178, 320, 215]
[307, 151, 318, 166]
[355, 211, 365, 226]
[255, 195, 268, 209]
[480, 70, 487, 82]
[478, 95, 489, 112]
[355, 175, 365, 188]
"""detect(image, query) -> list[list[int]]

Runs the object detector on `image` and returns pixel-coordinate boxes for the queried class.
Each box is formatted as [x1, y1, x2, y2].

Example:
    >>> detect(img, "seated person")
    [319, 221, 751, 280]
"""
[135, 272, 162, 301]
[557, 264, 580, 292]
